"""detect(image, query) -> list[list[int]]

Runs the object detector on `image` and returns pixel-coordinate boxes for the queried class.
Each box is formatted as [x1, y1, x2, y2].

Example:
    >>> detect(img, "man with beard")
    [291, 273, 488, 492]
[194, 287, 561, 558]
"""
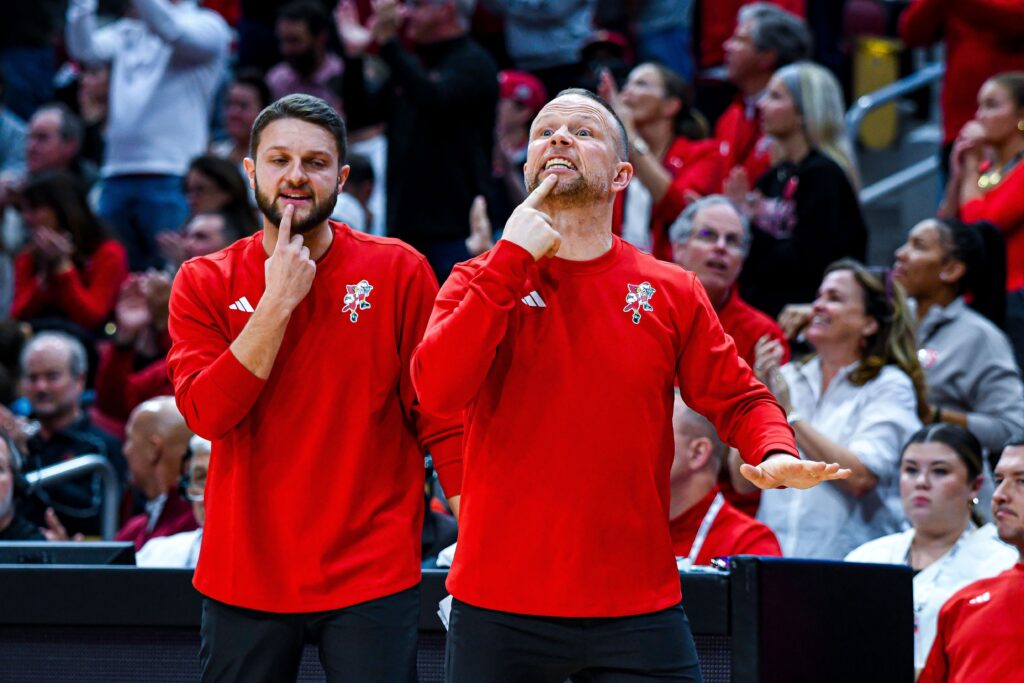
[166, 94, 462, 682]
[412, 89, 849, 682]
[268, 0, 344, 114]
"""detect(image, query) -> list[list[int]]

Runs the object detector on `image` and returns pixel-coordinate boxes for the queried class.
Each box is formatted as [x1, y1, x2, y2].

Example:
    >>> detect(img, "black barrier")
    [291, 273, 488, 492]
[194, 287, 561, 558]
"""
[0, 558, 912, 682]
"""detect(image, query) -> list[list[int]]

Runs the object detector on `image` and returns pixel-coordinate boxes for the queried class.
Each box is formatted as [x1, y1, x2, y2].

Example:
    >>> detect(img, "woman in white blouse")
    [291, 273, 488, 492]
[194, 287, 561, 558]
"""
[846, 424, 1017, 672]
[749, 259, 927, 559]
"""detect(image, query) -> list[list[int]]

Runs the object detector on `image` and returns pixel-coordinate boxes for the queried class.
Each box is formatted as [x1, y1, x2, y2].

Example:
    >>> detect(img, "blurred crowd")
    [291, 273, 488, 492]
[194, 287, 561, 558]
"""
[1, 0, 1023, 677]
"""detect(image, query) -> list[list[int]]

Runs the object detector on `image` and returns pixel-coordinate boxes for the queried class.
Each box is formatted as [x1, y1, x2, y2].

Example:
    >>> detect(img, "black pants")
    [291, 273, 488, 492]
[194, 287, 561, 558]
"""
[445, 599, 703, 683]
[200, 586, 419, 683]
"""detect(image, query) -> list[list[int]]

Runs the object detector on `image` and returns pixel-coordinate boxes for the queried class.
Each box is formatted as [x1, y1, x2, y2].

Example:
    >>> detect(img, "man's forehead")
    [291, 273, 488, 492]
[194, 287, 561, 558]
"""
[996, 448, 1024, 473]
[533, 96, 613, 128]
[695, 204, 743, 233]
[259, 118, 336, 154]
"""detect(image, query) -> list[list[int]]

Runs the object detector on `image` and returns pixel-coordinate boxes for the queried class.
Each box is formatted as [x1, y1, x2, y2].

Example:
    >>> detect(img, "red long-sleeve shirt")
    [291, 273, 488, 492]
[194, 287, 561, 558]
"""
[714, 99, 774, 188]
[918, 564, 1024, 683]
[612, 137, 724, 261]
[411, 237, 795, 617]
[95, 336, 174, 424]
[167, 223, 462, 613]
[11, 239, 128, 330]
[669, 486, 782, 563]
[960, 165, 1024, 292]
[900, 0, 1024, 145]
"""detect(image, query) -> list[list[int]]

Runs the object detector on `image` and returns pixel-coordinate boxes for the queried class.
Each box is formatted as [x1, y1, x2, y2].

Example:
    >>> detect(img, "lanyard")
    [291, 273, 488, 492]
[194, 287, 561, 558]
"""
[679, 493, 725, 568]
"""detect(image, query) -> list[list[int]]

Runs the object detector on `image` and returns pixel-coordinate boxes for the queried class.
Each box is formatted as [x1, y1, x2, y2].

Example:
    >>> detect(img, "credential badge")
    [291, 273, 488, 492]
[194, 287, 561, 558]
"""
[623, 282, 655, 324]
[342, 279, 373, 322]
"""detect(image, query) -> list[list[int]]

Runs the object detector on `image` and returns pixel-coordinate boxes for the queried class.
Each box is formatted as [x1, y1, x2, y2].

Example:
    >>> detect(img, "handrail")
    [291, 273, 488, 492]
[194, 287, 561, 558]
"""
[859, 155, 939, 207]
[846, 61, 945, 151]
[24, 454, 120, 540]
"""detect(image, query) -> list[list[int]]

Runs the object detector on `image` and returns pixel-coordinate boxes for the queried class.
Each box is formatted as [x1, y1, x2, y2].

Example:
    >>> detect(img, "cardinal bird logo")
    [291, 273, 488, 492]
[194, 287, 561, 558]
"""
[342, 280, 374, 322]
[623, 282, 656, 324]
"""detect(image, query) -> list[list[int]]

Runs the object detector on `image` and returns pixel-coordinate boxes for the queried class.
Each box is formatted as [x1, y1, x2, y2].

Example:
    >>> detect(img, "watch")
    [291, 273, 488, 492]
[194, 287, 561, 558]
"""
[786, 411, 803, 426]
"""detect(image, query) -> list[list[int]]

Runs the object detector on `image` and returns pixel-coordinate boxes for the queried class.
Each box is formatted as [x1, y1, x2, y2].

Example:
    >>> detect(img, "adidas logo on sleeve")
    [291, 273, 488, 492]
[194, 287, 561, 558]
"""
[228, 296, 255, 313]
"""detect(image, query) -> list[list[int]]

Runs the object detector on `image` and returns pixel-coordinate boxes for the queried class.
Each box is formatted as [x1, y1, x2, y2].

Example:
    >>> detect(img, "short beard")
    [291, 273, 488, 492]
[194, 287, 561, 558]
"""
[254, 178, 337, 234]
[525, 170, 610, 208]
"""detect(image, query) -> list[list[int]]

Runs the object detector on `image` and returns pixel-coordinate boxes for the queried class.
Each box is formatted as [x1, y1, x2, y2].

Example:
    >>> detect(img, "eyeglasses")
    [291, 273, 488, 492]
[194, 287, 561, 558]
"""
[691, 227, 747, 252]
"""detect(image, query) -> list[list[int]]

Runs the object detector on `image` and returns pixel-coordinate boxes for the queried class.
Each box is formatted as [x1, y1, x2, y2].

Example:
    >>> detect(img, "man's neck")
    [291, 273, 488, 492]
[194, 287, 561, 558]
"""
[703, 284, 730, 310]
[262, 220, 334, 261]
[736, 74, 770, 100]
[543, 200, 615, 261]
[39, 407, 82, 440]
[670, 472, 717, 519]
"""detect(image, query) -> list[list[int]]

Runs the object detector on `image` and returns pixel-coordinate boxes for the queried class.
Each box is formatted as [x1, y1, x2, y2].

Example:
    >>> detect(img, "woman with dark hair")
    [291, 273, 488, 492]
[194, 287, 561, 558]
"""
[11, 171, 128, 331]
[846, 424, 1017, 673]
[942, 72, 1024, 366]
[748, 259, 925, 559]
[600, 62, 722, 260]
[892, 218, 1024, 454]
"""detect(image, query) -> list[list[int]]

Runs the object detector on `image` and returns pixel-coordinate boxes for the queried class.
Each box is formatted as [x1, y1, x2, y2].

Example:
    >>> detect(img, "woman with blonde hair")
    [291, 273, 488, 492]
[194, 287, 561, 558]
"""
[744, 259, 926, 559]
[727, 61, 867, 318]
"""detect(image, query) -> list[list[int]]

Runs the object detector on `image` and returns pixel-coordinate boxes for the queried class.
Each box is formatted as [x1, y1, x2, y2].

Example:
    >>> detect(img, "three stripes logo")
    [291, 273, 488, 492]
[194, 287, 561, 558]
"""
[521, 291, 546, 308]
[228, 296, 255, 313]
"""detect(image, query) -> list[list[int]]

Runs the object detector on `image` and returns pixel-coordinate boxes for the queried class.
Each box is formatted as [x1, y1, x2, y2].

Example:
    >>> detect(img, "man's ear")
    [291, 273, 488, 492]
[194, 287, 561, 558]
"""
[611, 160, 633, 193]
[243, 157, 256, 191]
[689, 437, 714, 471]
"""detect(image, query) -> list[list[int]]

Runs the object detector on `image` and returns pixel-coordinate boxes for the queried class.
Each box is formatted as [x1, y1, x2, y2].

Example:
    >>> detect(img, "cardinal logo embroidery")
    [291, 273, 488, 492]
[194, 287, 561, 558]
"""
[342, 280, 373, 322]
[623, 282, 656, 324]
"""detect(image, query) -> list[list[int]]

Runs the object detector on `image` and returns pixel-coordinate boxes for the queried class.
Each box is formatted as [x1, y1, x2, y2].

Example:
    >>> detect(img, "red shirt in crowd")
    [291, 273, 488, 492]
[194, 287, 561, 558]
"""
[714, 98, 774, 190]
[960, 165, 1024, 292]
[95, 335, 174, 426]
[167, 222, 462, 613]
[116, 488, 198, 551]
[412, 238, 795, 617]
[698, 0, 805, 69]
[669, 486, 782, 564]
[612, 137, 723, 261]
[715, 287, 790, 517]
[918, 563, 1024, 683]
[11, 239, 128, 330]
[900, 0, 1024, 146]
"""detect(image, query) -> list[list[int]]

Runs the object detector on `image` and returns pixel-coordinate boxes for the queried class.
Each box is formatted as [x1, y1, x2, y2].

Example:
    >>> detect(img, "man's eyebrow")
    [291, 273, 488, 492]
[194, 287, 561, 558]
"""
[533, 112, 606, 128]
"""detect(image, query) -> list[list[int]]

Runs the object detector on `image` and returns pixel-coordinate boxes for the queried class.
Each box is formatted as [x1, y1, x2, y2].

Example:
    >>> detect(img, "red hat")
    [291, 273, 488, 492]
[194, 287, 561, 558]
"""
[498, 70, 547, 115]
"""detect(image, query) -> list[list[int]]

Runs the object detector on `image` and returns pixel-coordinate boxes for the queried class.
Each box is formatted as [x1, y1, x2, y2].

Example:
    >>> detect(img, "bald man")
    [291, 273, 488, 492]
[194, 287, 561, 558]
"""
[116, 396, 197, 551]
[670, 394, 781, 566]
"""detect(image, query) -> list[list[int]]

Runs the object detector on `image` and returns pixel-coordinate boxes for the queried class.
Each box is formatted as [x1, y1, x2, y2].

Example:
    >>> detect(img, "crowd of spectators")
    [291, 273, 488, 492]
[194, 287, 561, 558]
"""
[1, 0, 1023, 677]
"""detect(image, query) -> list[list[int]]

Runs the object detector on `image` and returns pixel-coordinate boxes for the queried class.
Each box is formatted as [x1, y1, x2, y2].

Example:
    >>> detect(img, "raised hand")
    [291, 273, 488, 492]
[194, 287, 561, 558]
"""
[115, 276, 152, 344]
[263, 205, 316, 315]
[156, 230, 187, 269]
[466, 195, 494, 257]
[597, 68, 635, 136]
[500, 174, 561, 260]
[777, 303, 812, 340]
[369, 0, 402, 45]
[740, 453, 851, 490]
[334, 0, 371, 56]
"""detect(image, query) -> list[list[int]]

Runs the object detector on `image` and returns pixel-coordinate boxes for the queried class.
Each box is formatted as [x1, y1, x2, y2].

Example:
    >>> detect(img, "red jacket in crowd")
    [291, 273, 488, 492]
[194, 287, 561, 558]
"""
[11, 239, 128, 331]
[116, 488, 198, 551]
[412, 238, 795, 617]
[167, 223, 463, 613]
[669, 486, 782, 564]
[960, 165, 1024, 292]
[714, 98, 774, 190]
[918, 563, 1024, 683]
[900, 0, 1024, 146]
[613, 137, 723, 260]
